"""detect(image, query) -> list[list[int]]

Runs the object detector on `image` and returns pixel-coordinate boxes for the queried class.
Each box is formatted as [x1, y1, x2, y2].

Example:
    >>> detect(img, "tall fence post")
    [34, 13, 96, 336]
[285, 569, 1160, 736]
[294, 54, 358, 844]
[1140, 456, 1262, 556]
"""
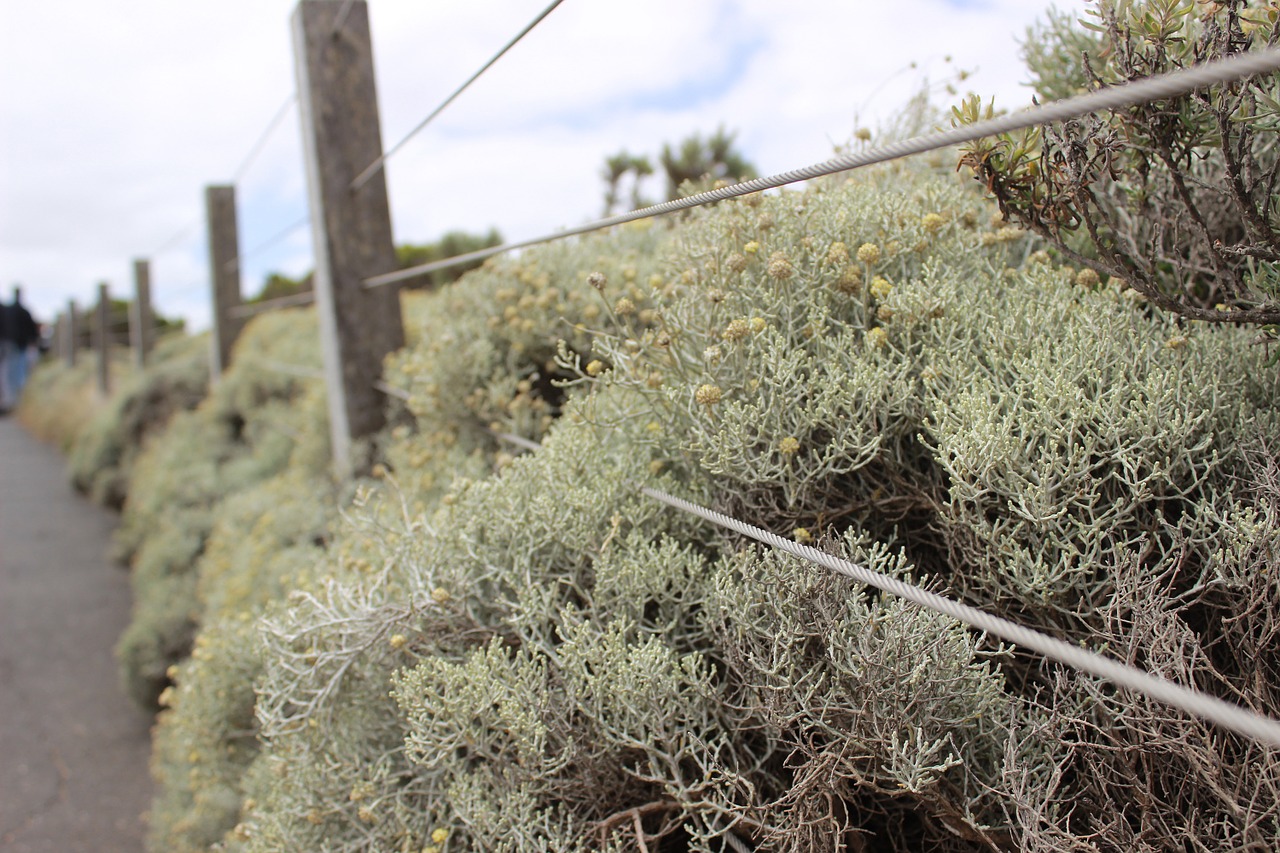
[95, 283, 110, 395]
[205, 185, 244, 382]
[65, 299, 78, 367]
[293, 0, 404, 478]
[131, 258, 154, 369]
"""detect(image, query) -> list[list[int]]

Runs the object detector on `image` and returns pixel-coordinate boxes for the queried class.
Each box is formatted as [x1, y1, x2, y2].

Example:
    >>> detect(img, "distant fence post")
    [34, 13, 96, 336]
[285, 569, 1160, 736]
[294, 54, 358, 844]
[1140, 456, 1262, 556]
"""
[293, 0, 404, 478]
[52, 312, 64, 363]
[131, 258, 154, 369]
[65, 299, 78, 367]
[205, 185, 244, 382]
[95, 283, 110, 395]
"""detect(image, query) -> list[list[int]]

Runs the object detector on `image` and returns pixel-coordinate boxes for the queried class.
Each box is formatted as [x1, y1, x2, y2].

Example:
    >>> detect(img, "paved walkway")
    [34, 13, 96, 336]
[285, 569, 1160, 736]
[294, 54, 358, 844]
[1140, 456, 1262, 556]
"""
[0, 416, 151, 852]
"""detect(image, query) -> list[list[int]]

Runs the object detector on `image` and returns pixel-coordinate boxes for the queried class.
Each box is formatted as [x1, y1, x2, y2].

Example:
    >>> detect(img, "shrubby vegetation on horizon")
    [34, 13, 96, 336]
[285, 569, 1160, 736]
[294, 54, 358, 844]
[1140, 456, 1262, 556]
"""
[26, 2, 1280, 850]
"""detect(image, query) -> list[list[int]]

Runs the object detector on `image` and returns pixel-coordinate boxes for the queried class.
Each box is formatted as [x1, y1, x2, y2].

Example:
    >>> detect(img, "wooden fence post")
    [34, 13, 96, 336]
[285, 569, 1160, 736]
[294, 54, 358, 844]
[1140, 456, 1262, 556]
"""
[95, 283, 110, 395]
[205, 185, 244, 382]
[131, 258, 154, 369]
[292, 0, 404, 478]
[65, 299, 78, 367]
[51, 312, 62, 362]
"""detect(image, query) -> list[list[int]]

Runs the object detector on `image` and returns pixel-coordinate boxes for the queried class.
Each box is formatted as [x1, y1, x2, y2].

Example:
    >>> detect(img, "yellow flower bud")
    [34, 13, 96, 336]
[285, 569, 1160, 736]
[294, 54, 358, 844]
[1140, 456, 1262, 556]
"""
[722, 319, 751, 342]
[695, 384, 723, 406]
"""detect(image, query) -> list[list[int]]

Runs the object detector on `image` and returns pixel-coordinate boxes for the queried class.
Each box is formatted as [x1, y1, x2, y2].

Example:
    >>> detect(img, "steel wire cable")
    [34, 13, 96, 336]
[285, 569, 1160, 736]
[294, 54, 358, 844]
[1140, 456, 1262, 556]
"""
[640, 486, 1280, 750]
[349, 0, 567, 191]
[366, 45, 1280, 290]
[489, 432, 1280, 749]
[224, 213, 312, 274]
[333, 0, 358, 36]
[373, 380, 411, 401]
[227, 289, 316, 320]
[231, 94, 298, 184]
[149, 95, 294, 260]
[254, 358, 324, 380]
[149, 220, 201, 258]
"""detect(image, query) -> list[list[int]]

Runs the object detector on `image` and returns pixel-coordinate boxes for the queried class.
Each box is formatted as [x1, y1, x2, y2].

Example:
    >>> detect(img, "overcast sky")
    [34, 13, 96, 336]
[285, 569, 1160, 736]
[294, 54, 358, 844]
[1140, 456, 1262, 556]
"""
[1, 0, 1080, 332]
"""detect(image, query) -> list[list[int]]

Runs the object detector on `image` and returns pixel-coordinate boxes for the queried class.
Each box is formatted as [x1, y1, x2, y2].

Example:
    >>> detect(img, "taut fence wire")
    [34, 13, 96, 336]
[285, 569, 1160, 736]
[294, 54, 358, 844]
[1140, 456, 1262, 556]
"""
[491, 432, 1280, 750]
[348, 0, 567, 191]
[223, 213, 313, 276]
[231, 94, 298, 183]
[364, 45, 1280, 291]
[228, 289, 316, 320]
[255, 358, 324, 380]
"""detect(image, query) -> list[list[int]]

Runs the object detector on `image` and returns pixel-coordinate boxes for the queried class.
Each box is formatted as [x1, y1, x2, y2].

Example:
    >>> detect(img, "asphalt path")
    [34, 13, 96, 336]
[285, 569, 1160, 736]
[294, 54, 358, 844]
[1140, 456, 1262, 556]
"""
[0, 416, 151, 852]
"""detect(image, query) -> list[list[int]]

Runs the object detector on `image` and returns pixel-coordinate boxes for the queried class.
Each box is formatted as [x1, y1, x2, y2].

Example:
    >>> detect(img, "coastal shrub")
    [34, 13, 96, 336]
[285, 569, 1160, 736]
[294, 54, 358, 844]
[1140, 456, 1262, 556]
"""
[143, 228, 672, 850]
[147, 470, 333, 852]
[69, 331, 210, 509]
[16, 350, 129, 451]
[43, 125, 1268, 849]
[955, 0, 1280, 326]
[221, 161, 1279, 851]
[116, 308, 329, 710]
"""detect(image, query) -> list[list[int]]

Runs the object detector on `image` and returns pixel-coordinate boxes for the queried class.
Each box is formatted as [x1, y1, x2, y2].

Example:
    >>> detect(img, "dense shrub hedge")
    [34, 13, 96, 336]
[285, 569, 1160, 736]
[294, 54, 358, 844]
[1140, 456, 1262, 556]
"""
[37, 5, 1280, 841]
[41, 156, 1271, 851]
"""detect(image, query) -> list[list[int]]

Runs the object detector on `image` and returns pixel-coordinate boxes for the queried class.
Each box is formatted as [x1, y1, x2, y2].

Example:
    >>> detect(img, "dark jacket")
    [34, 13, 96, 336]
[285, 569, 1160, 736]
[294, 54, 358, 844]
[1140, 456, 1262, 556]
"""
[1, 302, 38, 349]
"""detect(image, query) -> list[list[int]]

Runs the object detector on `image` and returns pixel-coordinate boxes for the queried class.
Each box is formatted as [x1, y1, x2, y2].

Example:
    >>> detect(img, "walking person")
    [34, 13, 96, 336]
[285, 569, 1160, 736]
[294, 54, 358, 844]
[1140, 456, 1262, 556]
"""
[1, 286, 39, 412]
[0, 297, 13, 413]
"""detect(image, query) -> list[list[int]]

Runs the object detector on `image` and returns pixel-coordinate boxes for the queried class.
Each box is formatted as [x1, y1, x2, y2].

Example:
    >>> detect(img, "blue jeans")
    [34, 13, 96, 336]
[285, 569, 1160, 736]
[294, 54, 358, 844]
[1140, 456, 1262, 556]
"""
[0, 341, 30, 408]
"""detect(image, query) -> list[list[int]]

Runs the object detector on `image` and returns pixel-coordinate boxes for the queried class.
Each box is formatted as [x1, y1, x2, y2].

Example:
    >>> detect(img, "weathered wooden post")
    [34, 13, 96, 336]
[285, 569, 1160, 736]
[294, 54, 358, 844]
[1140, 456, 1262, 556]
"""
[205, 185, 244, 382]
[293, 0, 404, 478]
[65, 299, 78, 367]
[51, 312, 64, 363]
[130, 258, 154, 369]
[95, 283, 110, 394]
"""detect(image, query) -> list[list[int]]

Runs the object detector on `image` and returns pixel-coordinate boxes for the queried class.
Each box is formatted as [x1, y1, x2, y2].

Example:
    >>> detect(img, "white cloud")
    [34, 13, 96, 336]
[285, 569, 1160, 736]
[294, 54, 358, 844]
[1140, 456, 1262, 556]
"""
[0, 0, 1083, 331]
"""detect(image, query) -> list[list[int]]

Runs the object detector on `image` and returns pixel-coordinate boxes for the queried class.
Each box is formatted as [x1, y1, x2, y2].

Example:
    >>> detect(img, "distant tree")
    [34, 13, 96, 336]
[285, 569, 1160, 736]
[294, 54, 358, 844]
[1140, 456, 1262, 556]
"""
[599, 127, 759, 215]
[601, 151, 654, 216]
[251, 272, 311, 304]
[69, 298, 183, 349]
[246, 228, 504, 304]
[396, 228, 504, 291]
[659, 126, 757, 200]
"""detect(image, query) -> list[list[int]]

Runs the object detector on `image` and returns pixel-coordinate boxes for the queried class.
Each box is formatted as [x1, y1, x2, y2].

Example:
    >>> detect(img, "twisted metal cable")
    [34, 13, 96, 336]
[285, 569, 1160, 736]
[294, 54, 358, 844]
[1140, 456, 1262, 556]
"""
[149, 219, 201, 258]
[332, 0, 358, 36]
[366, 46, 1280, 290]
[227, 290, 316, 320]
[373, 380, 411, 401]
[350, 0, 567, 191]
[253, 357, 324, 380]
[225, 213, 312, 274]
[487, 431, 1280, 749]
[231, 94, 298, 184]
[639, 485, 1280, 750]
[145, 95, 294, 264]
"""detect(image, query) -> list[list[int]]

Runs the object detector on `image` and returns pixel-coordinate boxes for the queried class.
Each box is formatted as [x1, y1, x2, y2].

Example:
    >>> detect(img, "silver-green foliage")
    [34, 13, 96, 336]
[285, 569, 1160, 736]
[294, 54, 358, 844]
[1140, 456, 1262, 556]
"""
[68, 331, 210, 509]
[158, 161, 1278, 851]
[116, 309, 330, 711]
